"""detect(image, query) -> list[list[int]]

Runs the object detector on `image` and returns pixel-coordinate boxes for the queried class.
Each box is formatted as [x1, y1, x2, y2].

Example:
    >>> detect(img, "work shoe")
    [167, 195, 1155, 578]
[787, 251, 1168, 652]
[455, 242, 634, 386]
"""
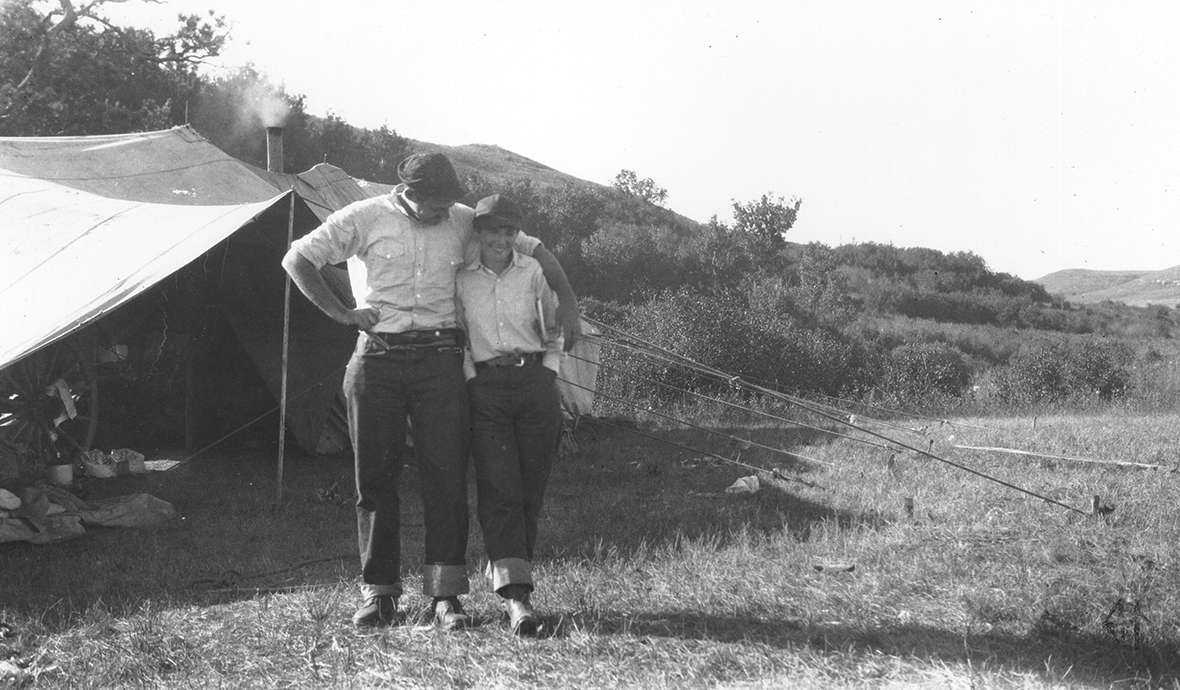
[505, 596, 540, 637]
[433, 597, 472, 630]
[352, 595, 397, 627]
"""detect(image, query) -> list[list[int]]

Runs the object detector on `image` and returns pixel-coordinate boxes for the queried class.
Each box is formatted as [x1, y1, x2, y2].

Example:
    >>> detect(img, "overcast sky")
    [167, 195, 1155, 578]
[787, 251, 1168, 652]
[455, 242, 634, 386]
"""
[106, 0, 1180, 279]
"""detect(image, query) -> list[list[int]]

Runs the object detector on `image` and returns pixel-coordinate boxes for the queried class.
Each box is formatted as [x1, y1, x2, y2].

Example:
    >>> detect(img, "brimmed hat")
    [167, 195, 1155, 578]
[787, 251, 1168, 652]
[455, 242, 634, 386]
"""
[396, 153, 466, 201]
[473, 194, 524, 230]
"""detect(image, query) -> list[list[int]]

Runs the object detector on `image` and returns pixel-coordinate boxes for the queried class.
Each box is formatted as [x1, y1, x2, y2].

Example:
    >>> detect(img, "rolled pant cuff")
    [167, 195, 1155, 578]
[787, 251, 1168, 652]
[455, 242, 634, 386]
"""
[423, 564, 469, 597]
[361, 582, 402, 599]
[488, 557, 533, 592]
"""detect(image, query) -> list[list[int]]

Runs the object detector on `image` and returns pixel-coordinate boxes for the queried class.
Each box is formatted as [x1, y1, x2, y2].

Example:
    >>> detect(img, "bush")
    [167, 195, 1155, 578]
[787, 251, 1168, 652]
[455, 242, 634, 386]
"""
[880, 342, 970, 402]
[994, 338, 1134, 404]
[597, 288, 871, 403]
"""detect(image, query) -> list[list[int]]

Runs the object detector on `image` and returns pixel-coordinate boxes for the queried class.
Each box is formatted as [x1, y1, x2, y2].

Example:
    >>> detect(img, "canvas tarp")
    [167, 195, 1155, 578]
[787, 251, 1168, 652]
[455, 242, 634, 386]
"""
[0, 125, 600, 455]
[0, 173, 287, 368]
[0, 126, 352, 454]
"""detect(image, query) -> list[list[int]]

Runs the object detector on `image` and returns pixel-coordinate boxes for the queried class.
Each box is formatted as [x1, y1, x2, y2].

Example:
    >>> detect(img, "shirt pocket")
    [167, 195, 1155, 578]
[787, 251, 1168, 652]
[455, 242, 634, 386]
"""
[373, 238, 407, 260]
[421, 235, 465, 287]
[366, 238, 413, 287]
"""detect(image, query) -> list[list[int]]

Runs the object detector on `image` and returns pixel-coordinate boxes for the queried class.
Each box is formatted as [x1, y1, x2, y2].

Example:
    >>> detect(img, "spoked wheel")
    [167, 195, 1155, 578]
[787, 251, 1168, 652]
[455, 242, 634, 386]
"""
[0, 341, 99, 473]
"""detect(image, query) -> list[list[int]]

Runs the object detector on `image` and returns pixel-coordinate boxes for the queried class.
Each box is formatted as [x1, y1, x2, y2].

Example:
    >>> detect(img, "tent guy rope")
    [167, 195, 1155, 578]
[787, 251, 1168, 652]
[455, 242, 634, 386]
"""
[583, 318, 1092, 516]
[564, 349, 898, 452]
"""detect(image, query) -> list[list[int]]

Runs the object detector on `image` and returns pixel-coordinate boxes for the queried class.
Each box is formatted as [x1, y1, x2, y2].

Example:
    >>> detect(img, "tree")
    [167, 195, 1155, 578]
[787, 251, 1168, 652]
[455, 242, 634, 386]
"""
[730, 193, 802, 249]
[611, 169, 668, 206]
[0, 0, 226, 135]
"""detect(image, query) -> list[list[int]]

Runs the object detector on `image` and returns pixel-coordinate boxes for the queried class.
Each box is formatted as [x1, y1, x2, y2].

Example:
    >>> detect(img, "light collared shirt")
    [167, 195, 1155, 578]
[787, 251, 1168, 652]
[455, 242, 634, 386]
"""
[456, 250, 563, 379]
[290, 185, 540, 333]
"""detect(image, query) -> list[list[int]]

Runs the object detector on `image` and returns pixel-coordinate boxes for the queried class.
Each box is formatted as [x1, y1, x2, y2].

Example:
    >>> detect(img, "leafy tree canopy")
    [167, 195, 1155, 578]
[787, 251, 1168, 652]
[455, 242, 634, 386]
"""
[612, 169, 667, 206]
[729, 193, 802, 249]
[0, 0, 226, 135]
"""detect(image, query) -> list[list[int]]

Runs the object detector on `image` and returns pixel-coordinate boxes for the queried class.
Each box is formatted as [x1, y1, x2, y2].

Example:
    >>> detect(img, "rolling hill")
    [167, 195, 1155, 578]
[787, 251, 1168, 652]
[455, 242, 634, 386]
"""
[405, 140, 610, 193]
[399, 138, 704, 232]
[1036, 266, 1180, 307]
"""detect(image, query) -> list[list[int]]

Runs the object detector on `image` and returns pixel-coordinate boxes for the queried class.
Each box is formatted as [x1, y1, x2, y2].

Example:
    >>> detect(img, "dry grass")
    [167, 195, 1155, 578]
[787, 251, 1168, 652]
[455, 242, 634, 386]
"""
[2, 409, 1180, 688]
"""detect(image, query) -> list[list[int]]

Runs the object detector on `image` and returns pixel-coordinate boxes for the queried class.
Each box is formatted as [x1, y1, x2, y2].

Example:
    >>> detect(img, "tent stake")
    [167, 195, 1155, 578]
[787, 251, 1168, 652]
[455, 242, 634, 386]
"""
[276, 191, 295, 504]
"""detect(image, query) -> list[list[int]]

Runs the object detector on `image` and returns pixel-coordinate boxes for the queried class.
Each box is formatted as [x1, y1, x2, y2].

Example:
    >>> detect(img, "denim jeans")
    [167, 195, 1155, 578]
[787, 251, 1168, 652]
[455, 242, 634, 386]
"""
[343, 333, 470, 598]
[468, 362, 561, 593]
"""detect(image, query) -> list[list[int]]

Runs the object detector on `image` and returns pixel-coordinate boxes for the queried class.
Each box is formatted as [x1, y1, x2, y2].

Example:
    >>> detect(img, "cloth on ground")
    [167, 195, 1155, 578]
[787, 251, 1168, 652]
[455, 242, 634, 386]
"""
[0, 485, 175, 544]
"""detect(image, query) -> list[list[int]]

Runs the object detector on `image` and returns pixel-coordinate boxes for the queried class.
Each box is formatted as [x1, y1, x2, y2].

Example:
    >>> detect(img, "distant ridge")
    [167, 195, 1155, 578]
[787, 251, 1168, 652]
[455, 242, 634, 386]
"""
[400, 139, 703, 231]
[1035, 266, 1180, 307]
[405, 140, 609, 193]
[1035, 269, 1151, 298]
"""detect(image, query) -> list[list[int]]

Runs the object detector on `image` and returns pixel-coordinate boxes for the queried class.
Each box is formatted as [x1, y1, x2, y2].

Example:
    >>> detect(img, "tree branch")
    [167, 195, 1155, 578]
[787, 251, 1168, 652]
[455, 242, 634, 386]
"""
[14, 1, 78, 92]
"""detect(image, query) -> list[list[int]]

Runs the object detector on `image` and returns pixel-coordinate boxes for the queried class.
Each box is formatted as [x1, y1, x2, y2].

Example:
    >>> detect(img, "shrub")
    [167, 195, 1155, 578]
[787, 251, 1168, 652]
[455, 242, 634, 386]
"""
[599, 288, 871, 402]
[994, 338, 1134, 403]
[880, 342, 971, 402]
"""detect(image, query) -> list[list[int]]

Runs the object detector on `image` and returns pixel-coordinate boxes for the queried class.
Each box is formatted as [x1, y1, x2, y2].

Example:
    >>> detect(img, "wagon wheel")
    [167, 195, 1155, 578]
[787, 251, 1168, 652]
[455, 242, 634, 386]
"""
[0, 341, 99, 473]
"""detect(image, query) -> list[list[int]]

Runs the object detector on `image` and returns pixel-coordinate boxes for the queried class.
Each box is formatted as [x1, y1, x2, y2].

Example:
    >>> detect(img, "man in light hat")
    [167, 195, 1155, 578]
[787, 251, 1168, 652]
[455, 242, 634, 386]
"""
[282, 152, 580, 628]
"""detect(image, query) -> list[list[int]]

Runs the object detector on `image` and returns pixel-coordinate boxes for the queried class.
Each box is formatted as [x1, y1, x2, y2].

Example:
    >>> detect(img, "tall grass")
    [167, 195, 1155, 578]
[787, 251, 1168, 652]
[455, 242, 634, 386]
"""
[2, 405, 1179, 687]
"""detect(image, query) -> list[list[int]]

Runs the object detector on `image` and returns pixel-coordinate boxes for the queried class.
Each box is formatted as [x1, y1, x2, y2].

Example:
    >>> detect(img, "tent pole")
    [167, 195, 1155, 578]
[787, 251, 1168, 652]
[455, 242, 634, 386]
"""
[183, 334, 195, 451]
[276, 191, 295, 504]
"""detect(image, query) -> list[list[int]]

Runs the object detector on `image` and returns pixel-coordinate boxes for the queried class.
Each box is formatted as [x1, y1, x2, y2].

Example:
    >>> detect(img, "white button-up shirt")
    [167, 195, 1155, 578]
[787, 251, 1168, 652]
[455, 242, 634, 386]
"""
[290, 187, 540, 333]
[456, 250, 563, 378]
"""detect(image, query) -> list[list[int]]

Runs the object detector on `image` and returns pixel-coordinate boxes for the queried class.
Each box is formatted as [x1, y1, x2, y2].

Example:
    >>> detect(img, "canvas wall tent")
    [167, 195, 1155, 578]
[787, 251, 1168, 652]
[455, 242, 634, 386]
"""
[1, 125, 600, 463]
[0, 125, 362, 456]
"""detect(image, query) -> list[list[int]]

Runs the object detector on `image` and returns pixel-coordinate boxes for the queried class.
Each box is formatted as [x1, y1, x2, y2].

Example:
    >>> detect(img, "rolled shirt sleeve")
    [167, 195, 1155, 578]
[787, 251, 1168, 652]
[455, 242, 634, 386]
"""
[289, 209, 362, 269]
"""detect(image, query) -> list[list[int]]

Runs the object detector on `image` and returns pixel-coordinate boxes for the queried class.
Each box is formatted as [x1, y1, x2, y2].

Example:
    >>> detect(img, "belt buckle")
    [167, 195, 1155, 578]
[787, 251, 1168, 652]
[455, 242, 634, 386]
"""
[512, 353, 526, 367]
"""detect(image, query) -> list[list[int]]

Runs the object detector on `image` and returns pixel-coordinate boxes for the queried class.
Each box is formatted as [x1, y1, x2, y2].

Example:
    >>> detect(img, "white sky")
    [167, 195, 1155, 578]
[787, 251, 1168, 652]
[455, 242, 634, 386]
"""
[103, 0, 1180, 279]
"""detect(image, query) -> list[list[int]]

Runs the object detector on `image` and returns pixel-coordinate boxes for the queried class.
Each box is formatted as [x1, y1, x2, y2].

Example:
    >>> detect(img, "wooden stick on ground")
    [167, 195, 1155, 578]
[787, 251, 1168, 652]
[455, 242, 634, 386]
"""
[953, 444, 1168, 470]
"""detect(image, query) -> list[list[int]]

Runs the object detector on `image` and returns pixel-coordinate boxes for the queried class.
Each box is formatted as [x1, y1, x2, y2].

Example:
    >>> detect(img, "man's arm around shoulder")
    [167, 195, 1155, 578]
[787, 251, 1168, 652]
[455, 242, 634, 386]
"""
[530, 245, 582, 350]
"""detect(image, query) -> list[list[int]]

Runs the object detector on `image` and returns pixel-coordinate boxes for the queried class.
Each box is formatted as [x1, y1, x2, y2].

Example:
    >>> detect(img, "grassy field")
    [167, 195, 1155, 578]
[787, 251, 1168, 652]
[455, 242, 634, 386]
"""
[1, 408, 1179, 688]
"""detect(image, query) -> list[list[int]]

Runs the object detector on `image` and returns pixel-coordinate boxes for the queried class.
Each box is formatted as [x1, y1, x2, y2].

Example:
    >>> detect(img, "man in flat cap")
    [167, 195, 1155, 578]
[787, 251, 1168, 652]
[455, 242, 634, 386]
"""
[282, 152, 580, 628]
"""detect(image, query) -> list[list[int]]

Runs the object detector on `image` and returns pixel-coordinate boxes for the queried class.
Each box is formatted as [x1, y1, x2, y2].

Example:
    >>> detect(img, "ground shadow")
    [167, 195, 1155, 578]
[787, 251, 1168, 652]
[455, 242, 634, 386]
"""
[533, 608, 1179, 686]
[0, 438, 359, 624]
[4, 423, 1177, 686]
[531, 419, 874, 564]
[0, 419, 872, 626]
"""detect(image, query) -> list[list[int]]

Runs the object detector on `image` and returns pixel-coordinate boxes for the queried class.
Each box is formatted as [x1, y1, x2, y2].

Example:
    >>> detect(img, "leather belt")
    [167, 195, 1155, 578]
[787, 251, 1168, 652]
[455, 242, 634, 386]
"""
[366, 329, 463, 351]
[475, 352, 544, 368]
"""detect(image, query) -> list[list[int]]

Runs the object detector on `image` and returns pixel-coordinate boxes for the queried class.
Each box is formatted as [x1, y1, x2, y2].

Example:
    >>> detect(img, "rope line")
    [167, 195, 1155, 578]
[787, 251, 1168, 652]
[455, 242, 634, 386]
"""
[190, 554, 352, 591]
[584, 330, 917, 435]
[565, 350, 898, 452]
[176, 363, 347, 466]
[558, 375, 834, 468]
[581, 416, 822, 489]
[582, 315, 995, 432]
[581, 318, 1090, 515]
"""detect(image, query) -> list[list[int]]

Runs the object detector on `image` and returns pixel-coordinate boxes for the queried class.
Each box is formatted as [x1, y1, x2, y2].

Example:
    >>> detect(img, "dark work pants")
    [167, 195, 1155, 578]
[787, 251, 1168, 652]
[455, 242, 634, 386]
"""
[343, 334, 470, 599]
[468, 362, 561, 593]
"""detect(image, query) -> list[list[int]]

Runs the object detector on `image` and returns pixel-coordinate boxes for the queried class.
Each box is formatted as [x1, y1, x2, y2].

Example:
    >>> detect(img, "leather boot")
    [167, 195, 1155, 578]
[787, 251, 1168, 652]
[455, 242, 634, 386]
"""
[352, 595, 397, 627]
[433, 597, 472, 630]
[505, 594, 539, 637]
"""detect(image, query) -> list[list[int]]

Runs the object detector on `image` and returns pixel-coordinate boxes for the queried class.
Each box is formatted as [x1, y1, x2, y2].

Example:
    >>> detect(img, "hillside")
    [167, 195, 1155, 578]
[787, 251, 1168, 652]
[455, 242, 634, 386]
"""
[405, 139, 609, 194]
[401, 138, 704, 233]
[1035, 268, 1149, 298]
[1036, 266, 1180, 307]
